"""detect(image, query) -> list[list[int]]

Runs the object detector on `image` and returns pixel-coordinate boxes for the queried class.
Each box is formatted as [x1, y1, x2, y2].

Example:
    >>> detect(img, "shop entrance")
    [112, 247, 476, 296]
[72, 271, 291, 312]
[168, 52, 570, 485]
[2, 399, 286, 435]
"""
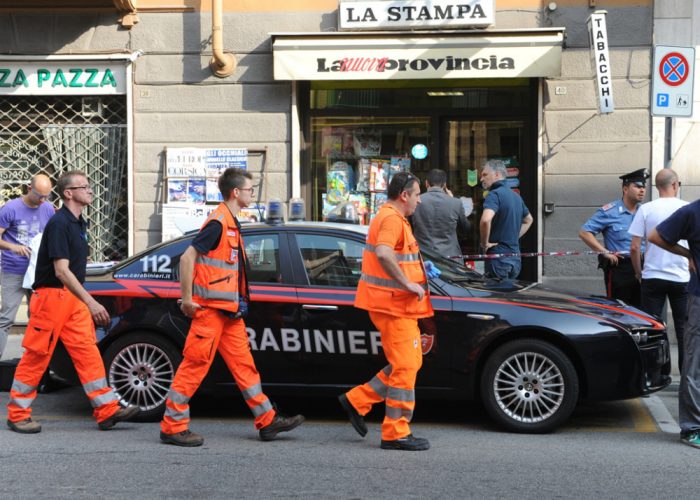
[306, 80, 538, 281]
[440, 118, 537, 281]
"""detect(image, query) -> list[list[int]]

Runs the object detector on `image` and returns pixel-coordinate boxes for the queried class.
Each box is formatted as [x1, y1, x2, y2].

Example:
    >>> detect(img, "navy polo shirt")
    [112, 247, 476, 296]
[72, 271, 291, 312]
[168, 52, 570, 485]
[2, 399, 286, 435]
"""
[33, 206, 89, 288]
[656, 199, 700, 296]
[483, 180, 530, 252]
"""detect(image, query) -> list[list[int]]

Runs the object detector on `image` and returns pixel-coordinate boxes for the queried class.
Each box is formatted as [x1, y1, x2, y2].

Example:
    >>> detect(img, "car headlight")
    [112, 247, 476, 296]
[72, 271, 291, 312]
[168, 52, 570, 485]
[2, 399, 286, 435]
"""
[629, 330, 649, 344]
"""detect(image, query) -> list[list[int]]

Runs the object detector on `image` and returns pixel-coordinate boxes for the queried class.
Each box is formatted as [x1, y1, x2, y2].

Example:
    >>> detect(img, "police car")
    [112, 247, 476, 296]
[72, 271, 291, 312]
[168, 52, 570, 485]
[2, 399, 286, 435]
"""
[50, 222, 671, 433]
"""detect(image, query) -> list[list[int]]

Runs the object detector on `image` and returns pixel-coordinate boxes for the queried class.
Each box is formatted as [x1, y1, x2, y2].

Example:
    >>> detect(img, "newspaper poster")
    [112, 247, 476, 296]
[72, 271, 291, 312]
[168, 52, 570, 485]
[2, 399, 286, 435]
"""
[166, 148, 207, 177]
[205, 148, 248, 177]
[162, 205, 218, 242]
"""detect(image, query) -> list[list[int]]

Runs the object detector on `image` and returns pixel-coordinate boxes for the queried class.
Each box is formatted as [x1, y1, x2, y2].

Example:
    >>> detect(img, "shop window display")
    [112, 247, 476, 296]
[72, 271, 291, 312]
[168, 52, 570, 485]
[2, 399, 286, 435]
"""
[311, 117, 431, 224]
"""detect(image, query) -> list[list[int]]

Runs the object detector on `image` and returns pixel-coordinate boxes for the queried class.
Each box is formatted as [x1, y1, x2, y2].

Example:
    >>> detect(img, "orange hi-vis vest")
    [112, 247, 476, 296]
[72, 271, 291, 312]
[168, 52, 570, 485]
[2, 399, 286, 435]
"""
[354, 204, 433, 319]
[192, 203, 248, 314]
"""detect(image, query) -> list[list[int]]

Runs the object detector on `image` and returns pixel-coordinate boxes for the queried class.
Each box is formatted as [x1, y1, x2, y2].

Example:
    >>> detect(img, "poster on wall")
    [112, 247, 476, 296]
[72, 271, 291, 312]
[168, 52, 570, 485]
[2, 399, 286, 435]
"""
[163, 147, 249, 241]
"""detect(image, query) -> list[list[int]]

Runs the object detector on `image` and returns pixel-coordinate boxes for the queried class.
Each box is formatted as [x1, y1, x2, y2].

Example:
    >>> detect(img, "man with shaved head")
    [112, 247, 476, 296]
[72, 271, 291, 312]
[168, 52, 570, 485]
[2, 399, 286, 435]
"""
[628, 168, 689, 370]
[0, 174, 55, 358]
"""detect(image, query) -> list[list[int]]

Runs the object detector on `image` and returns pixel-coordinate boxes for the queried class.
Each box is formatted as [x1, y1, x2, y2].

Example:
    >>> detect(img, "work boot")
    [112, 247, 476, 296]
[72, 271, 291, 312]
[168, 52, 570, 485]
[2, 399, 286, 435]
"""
[380, 434, 430, 451]
[338, 393, 367, 437]
[7, 418, 42, 434]
[259, 411, 305, 441]
[160, 429, 204, 447]
[97, 405, 140, 431]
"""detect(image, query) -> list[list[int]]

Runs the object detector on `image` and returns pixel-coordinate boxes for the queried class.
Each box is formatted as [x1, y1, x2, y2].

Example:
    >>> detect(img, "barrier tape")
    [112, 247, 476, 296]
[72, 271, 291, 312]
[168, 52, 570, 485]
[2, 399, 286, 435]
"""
[447, 250, 630, 261]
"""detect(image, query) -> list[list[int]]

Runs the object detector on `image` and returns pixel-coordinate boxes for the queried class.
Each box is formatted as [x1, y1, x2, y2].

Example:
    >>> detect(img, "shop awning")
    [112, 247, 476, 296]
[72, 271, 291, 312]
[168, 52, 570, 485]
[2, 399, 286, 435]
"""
[272, 29, 565, 81]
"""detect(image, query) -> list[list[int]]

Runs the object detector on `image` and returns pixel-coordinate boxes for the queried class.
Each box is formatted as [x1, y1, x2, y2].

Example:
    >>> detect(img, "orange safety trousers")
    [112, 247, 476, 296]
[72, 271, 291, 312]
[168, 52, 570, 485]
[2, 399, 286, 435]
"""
[7, 287, 120, 423]
[160, 307, 275, 435]
[346, 311, 423, 441]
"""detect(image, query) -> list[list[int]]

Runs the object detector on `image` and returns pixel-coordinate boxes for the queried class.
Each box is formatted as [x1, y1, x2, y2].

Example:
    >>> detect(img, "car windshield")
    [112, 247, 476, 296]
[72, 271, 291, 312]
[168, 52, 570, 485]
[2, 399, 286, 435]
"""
[420, 248, 485, 284]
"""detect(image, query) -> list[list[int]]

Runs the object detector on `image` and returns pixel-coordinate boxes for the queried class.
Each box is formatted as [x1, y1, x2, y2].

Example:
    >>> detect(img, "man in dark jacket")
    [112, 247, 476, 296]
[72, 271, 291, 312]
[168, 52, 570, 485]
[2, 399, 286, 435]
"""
[412, 169, 470, 259]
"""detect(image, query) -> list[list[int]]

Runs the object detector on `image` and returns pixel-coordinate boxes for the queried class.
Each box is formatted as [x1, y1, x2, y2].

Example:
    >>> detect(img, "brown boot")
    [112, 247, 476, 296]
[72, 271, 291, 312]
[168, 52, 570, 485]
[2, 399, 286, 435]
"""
[160, 430, 204, 447]
[7, 418, 42, 434]
[98, 405, 140, 430]
[259, 412, 305, 441]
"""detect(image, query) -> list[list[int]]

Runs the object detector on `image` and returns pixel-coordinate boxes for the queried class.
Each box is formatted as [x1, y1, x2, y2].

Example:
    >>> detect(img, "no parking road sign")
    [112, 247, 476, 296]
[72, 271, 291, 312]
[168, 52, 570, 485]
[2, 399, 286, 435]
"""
[652, 45, 695, 117]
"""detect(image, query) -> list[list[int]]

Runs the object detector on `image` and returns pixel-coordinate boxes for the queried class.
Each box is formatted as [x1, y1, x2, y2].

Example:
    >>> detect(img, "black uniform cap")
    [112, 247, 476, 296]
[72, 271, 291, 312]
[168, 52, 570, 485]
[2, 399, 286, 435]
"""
[619, 168, 649, 186]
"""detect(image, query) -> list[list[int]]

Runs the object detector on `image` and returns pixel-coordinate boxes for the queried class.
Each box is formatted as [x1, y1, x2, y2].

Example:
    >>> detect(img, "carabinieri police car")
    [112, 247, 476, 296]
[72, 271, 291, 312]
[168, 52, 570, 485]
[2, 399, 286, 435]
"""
[49, 222, 671, 433]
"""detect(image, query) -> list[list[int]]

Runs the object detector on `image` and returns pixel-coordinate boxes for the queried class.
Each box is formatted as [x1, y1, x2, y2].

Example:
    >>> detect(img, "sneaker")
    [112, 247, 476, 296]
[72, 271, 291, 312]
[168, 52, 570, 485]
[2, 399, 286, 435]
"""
[259, 412, 305, 441]
[7, 418, 42, 434]
[338, 393, 367, 437]
[680, 431, 700, 449]
[98, 405, 140, 431]
[380, 434, 430, 451]
[160, 429, 204, 447]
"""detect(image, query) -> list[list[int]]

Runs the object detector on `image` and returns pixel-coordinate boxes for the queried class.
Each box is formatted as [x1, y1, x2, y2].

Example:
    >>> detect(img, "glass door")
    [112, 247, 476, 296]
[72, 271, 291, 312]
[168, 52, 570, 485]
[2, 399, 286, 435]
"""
[441, 119, 537, 281]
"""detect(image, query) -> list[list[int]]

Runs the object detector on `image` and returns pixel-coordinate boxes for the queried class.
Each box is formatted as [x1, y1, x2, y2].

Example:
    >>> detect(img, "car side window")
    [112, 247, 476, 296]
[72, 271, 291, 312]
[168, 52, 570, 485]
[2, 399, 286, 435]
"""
[114, 238, 192, 281]
[295, 234, 364, 288]
[244, 234, 282, 283]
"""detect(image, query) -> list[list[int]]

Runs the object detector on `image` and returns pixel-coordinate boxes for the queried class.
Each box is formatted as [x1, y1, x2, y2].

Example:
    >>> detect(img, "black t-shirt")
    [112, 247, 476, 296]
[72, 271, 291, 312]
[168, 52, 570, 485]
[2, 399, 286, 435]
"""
[33, 206, 89, 288]
[192, 220, 223, 253]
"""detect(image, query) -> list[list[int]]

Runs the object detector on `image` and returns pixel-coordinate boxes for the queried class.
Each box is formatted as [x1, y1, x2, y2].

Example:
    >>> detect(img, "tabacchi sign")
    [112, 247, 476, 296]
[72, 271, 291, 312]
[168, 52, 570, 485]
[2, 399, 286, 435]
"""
[587, 11, 614, 113]
[339, 0, 494, 30]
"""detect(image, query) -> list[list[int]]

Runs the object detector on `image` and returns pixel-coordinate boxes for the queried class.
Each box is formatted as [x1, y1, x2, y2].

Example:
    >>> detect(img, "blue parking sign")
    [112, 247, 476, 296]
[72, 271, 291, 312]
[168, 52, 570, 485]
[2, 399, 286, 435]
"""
[657, 93, 669, 107]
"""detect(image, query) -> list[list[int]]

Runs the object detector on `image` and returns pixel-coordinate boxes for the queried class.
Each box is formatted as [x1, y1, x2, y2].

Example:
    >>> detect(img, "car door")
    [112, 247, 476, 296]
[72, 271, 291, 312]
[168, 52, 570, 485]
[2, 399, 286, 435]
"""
[288, 229, 378, 385]
[287, 229, 451, 389]
[234, 229, 305, 384]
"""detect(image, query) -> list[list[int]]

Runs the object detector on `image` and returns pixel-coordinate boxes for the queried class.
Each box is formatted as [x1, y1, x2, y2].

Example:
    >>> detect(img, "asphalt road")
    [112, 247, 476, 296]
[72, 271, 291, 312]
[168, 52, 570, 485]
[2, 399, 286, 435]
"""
[1, 336, 698, 499]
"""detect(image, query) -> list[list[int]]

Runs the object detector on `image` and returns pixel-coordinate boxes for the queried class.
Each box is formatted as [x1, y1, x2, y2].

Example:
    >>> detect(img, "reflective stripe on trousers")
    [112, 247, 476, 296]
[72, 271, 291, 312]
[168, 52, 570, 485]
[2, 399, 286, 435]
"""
[7, 287, 120, 424]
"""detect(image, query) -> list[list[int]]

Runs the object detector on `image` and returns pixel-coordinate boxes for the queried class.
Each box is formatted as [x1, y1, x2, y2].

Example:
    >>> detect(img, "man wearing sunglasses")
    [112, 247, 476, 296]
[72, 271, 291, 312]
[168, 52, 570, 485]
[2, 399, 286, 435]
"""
[0, 173, 55, 360]
[7, 171, 139, 433]
[340, 172, 434, 451]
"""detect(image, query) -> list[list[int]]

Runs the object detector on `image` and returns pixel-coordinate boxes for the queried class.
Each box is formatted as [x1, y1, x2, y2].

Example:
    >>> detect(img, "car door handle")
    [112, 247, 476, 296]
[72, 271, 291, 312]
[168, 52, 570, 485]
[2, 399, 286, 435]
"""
[302, 304, 339, 311]
[467, 313, 495, 320]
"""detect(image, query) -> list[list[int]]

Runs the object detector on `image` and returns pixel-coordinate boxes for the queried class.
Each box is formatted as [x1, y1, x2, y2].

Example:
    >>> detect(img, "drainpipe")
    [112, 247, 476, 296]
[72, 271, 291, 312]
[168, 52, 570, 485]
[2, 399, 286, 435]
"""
[210, 0, 237, 78]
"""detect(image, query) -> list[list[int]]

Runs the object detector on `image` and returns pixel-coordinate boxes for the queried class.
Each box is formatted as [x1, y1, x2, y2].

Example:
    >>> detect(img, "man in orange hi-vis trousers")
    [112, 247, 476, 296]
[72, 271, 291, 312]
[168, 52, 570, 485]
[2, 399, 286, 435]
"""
[160, 167, 304, 447]
[339, 172, 434, 451]
[7, 171, 139, 433]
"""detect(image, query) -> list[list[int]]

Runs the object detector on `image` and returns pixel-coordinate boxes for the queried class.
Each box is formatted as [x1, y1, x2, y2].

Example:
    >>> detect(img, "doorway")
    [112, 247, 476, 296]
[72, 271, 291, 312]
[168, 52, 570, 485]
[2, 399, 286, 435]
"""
[440, 118, 537, 282]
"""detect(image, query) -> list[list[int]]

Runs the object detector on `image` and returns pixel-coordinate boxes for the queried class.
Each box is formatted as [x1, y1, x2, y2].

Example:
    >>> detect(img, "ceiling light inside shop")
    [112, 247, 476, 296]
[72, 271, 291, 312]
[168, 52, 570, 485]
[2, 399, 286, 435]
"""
[426, 91, 465, 97]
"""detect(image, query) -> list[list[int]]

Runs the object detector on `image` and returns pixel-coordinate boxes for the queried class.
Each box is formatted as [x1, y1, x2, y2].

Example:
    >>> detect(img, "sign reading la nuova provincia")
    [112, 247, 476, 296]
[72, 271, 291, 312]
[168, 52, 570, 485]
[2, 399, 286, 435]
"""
[587, 11, 614, 113]
[339, 0, 494, 30]
[273, 33, 564, 81]
[0, 61, 126, 95]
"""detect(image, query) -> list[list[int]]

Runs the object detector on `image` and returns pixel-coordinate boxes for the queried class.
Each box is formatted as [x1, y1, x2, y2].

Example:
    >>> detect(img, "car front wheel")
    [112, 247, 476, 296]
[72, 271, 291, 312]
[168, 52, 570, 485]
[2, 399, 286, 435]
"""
[480, 339, 579, 433]
[103, 332, 182, 422]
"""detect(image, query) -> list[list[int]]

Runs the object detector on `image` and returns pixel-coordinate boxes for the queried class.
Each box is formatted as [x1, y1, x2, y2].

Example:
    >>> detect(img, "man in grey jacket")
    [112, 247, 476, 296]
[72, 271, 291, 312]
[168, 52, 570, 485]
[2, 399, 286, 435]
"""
[412, 169, 470, 259]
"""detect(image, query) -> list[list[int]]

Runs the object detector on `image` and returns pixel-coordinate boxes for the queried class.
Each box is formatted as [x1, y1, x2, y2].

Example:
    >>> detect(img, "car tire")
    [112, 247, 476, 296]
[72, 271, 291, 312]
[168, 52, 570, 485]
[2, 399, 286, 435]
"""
[103, 332, 182, 422]
[480, 339, 579, 433]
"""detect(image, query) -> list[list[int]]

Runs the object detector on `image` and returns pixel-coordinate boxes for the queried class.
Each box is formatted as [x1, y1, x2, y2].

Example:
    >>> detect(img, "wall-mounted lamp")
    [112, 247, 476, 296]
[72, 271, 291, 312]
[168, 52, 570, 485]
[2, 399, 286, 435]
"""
[547, 2, 557, 12]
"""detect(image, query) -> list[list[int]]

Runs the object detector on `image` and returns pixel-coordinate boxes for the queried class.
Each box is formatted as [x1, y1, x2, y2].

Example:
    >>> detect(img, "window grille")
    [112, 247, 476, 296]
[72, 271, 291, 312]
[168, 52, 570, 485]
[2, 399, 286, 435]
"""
[0, 95, 128, 261]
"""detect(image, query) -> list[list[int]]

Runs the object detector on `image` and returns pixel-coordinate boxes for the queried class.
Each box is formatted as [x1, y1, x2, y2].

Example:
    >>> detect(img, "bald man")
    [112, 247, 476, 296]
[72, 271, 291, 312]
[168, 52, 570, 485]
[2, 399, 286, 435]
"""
[628, 168, 689, 370]
[0, 174, 55, 358]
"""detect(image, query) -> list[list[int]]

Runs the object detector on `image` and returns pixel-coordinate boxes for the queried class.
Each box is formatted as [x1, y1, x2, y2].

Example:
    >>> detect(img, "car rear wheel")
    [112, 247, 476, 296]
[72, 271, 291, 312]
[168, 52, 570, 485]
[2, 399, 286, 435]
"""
[480, 339, 579, 433]
[103, 332, 182, 422]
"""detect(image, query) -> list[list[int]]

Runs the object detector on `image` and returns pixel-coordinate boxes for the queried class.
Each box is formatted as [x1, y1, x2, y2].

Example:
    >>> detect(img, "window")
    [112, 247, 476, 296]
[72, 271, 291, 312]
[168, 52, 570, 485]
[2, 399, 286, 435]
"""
[245, 234, 282, 283]
[114, 238, 191, 281]
[296, 234, 364, 288]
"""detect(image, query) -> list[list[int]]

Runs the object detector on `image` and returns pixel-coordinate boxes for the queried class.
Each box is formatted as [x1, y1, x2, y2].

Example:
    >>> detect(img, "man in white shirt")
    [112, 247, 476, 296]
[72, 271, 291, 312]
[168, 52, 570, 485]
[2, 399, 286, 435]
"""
[629, 168, 688, 369]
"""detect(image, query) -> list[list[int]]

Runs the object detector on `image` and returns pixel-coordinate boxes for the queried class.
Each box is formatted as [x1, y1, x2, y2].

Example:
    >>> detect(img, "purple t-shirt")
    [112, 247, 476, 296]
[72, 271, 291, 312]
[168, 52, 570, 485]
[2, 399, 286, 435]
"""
[0, 197, 55, 275]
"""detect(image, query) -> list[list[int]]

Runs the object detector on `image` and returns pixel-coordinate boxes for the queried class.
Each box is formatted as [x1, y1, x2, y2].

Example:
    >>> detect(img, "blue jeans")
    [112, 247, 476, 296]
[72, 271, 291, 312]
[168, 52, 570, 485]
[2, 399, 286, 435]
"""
[485, 255, 521, 280]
